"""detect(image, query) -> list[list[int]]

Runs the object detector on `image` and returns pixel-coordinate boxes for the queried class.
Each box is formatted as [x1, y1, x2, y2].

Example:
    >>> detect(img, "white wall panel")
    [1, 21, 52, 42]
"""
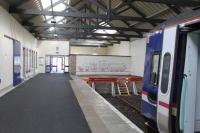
[70, 46, 107, 55]
[0, 6, 37, 91]
[107, 41, 131, 56]
[76, 55, 131, 75]
[130, 38, 146, 76]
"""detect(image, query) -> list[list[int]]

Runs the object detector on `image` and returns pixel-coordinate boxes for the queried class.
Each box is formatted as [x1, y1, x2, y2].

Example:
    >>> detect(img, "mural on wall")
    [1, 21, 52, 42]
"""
[76, 56, 131, 74]
[78, 60, 128, 72]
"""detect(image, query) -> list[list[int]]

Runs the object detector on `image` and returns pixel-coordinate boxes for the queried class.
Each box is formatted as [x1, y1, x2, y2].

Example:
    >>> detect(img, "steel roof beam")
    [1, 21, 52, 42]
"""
[133, 0, 200, 7]
[84, 0, 107, 11]
[25, 23, 150, 32]
[10, 9, 165, 23]
[38, 35, 130, 41]
[36, 31, 141, 38]
[167, 5, 181, 14]
[120, 0, 156, 26]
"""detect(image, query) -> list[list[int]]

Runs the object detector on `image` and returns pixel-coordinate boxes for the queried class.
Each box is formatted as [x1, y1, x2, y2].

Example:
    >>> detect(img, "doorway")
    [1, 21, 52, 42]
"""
[45, 55, 69, 73]
[180, 31, 200, 132]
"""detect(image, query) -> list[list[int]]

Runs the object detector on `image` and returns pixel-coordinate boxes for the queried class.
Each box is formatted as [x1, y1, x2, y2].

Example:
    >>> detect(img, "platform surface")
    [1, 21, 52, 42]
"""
[0, 74, 91, 133]
[70, 76, 144, 133]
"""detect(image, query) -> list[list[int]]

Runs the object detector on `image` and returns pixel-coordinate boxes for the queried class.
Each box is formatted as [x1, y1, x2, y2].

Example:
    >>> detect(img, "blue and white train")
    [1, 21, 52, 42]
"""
[141, 9, 200, 133]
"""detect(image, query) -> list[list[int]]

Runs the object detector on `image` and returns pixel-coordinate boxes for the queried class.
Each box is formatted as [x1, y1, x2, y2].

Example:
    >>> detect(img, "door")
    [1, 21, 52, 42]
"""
[64, 56, 69, 73]
[179, 32, 200, 133]
[157, 26, 178, 133]
[45, 56, 51, 73]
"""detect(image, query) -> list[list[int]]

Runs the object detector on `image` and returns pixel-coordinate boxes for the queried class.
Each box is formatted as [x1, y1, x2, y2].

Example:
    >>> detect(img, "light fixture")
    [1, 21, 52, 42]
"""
[49, 27, 55, 31]
[95, 29, 117, 34]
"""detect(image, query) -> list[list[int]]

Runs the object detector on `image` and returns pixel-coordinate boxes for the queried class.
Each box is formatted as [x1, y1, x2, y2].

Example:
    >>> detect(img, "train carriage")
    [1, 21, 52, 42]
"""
[141, 9, 200, 133]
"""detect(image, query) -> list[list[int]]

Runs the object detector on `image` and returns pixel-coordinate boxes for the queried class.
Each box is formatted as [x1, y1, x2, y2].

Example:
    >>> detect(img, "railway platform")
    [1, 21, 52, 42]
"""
[70, 76, 144, 133]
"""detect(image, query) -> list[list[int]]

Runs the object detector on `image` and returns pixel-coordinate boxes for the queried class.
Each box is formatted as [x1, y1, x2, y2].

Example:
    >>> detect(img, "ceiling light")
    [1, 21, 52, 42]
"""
[105, 30, 117, 34]
[95, 29, 117, 34]
[49, 27, 55, 31]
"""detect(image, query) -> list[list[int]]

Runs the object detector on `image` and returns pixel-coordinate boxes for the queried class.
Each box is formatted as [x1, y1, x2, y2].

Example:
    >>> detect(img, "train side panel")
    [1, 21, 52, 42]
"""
[141, 31, 163, 122]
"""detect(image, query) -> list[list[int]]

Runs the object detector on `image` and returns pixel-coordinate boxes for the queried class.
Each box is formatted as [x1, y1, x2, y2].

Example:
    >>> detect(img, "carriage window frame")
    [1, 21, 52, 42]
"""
[161, 53, 171, 94]
[149, 52, 161, 86]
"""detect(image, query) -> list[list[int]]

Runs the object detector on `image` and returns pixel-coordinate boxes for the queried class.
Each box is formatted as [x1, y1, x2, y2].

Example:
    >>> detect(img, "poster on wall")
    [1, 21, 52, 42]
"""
[76, 55, 131, 75]
[38, 57, 44, 66]
[13, 40, 22, 86]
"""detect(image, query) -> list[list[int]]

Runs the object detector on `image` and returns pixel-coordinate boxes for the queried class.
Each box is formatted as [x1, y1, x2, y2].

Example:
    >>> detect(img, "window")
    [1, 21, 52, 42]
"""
[150, 53, 160, 86]
[161, 53, 171, 94]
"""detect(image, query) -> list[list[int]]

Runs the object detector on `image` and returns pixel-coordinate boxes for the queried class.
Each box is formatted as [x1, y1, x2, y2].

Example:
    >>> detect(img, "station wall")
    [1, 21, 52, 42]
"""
[70, 41, 130, 56]
[37, 40, 70, 73]
[107, 41, 130, 56]
[69, 40, 146, 77]
[70, 46, 107, 55]
[0, 6, 38, 91]
[72, 55, 131, 75]
[130, 38, 147, 77]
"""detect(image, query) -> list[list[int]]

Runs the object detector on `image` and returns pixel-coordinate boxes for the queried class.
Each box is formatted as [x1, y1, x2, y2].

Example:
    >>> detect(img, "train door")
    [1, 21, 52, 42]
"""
[179, 30, 200, 133]
[157, 26, 178, 133]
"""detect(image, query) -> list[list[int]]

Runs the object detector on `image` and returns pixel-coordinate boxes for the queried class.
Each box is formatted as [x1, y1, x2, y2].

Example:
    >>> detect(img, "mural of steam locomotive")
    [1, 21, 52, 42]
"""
[141, 9, 200, 133]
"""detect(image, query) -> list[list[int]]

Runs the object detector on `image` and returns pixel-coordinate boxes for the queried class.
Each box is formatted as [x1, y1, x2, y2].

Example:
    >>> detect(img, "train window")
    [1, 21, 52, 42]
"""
[150, 53, 160, 86]
[161, 53, 171, 94]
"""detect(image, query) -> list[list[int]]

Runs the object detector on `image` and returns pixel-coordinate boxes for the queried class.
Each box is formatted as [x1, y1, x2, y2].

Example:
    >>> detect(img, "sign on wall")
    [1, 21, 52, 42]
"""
[76, 55, 131, 75]
[13, 40, 22, 86]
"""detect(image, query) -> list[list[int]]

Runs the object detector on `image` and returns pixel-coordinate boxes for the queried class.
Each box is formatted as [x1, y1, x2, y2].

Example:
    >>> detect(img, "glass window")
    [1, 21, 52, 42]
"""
[150, 53, 160, 86]
[161, 53, 171, 94]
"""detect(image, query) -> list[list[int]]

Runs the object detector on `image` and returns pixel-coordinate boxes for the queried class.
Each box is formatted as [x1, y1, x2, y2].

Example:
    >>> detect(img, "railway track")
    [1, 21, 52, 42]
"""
[101, 94, 159, 133]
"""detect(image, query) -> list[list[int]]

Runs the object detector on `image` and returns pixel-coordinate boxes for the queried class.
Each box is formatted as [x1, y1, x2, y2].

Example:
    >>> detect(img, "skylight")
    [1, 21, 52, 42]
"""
[45, 15, 52, 20]
[40, 0, 61, 9]
[40, 0, 69, 31]
[52, 3, 66, 12]
[99, 21, 110, 27]
[40, 0, 51, 9]
[95, 29, 117, 34]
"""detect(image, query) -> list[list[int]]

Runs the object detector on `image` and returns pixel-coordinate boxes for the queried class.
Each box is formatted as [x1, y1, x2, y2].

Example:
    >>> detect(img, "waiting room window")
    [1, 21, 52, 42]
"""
[150, 53, 160, 86]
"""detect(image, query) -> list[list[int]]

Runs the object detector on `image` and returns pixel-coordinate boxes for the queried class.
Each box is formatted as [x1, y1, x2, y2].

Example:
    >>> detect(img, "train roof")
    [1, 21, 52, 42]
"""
[153, 9, 200, 31]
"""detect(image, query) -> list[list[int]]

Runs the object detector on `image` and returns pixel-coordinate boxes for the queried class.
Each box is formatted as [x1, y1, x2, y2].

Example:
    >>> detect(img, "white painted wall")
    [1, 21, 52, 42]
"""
[75, 55, 131, 75]
[70, 46, 107, 55]
[130, 38, 147, 76]
[0, 6, 38, 90]
[70, 39, 146, 76]
[107, 41, 131, 56]
[37, 40, 70, 73]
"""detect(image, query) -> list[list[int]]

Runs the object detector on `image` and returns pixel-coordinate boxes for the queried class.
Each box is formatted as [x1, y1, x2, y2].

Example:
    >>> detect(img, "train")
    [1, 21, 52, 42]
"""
[141, 9, 200, 133]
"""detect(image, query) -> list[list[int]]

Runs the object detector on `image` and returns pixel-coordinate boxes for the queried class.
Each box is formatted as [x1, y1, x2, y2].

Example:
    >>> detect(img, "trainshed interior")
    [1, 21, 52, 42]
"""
[0, 0, 200, 133]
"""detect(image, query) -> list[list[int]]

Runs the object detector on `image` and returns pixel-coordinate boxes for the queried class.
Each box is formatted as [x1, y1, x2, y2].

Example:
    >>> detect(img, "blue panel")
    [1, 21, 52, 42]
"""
[13, 40, 22, 86]
[141, 31, 164, 121]
[141, 100, 157, 121]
